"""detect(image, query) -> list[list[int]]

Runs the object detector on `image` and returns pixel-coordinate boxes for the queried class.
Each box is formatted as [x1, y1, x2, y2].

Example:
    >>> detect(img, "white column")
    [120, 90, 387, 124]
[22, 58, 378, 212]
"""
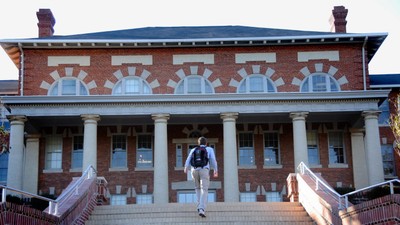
[350, 129, 369, 189]
[363, 111, 384, 185]
[152, 113, 170, 204]
[23, 134, 40, 194]
[290, 112, 309, 169]
[6, 115, 27, 190]
[81, 114, 100, 172]
[220, 112, 239, 202]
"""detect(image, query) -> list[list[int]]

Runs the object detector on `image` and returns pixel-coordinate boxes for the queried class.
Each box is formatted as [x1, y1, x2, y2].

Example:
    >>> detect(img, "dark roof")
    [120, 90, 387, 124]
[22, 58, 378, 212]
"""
[0, 80, 18, 95]
[42, 26, 334, 40]
[370, 74, 400, 88]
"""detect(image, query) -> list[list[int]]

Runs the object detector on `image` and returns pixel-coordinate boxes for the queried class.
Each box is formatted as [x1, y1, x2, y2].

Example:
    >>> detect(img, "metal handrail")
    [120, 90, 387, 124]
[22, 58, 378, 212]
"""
[297, 162, 400, 209]
[0, 165, 96, 215]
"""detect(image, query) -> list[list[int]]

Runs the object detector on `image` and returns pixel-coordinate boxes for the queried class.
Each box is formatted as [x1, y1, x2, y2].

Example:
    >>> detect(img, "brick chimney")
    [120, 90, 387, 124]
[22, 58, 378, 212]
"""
[37, 9, 56, 37]
[330, 6, 348, 33]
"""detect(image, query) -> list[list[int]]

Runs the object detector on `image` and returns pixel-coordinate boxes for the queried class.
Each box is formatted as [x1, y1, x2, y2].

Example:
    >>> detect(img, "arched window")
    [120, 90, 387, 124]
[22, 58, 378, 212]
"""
[175, 75, 214, 94]
[301, 73, 340, 92]
[238, 75, 276, 93]
[112, 76, 151, 95]
[49, 78, 88, 96]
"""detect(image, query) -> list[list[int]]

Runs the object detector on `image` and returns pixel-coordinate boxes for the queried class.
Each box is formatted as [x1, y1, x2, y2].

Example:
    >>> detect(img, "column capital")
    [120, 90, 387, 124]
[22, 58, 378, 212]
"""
[151, 113, 170, 121]
[6, 115, 27, 123]
[26, 134, 41, 140]
[362, 110, 381, 119]
[81, 114, 100, 121]
[220, 112, 238, 121]
[289, 112, 309, 120]
[349, 128, 364, 134]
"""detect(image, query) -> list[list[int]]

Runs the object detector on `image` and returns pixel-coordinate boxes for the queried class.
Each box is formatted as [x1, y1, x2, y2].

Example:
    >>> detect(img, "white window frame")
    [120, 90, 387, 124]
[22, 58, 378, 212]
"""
[328, 131, 346, 164]
[301, 73, 340, 92]
[381, 144, 396, 178]
[238, 74, 276, 93]
[71, 135, 83, 170]
[307, 131, 320, 166]
[240, 192, 257, 202]
[177, 191, 216, 203]
[49, 78, 88, 96]
[136, 134, 153, 169]
[45, 135, 63, 171]
[136, 194, 153, 204]
[112, 76, 151, 95]
[111, 135, 128, 169]
[263, 132, 280, 166]
[175, 75, 214, 94]
[238, 133, 255, 167]
[110, 194, 127, 205]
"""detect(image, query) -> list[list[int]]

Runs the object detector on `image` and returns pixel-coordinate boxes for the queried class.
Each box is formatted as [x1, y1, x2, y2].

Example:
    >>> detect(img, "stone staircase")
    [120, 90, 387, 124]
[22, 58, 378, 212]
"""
[85, 202, 314, 225]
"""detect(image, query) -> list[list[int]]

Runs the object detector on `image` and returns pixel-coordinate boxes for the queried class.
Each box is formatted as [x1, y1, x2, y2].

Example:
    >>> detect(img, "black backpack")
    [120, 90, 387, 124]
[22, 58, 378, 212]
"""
[190, 146, 209, 168]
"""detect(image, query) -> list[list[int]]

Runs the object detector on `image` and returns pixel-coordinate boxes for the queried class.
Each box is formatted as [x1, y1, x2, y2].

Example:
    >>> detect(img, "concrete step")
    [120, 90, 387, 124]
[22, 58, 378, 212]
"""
[85, 202, 314, 225]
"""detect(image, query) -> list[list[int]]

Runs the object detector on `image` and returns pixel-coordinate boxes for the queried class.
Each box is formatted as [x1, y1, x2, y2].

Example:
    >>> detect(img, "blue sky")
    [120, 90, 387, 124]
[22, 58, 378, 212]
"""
[0, 0, 399, 80]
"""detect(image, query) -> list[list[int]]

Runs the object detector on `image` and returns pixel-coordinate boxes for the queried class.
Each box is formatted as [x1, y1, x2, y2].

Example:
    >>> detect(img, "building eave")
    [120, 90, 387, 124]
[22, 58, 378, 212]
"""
[1, 90, 390, 105]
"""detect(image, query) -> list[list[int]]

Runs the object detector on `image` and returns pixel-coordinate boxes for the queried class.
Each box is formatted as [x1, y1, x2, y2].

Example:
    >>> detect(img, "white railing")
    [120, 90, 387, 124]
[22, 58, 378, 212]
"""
[0, 165, 96, 215]
[297, 162, 400, 210]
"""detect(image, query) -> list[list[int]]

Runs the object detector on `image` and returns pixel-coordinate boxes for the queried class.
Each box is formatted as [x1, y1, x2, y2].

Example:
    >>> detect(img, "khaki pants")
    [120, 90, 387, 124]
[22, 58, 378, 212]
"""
[191, 168, 210, 211]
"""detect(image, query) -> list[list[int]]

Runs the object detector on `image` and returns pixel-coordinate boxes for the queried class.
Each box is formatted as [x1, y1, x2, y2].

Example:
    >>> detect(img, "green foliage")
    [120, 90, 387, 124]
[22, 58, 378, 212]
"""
[389, 94, 400, 157]
[0, 125, 10, 153]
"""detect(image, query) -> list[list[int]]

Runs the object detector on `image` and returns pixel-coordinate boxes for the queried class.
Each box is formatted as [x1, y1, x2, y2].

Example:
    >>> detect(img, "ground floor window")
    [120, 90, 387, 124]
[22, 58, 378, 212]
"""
[45, 135, 62, 170]
[136, 194, 153, 204]
[110, 194, 127, 205]
[240, 192, 257, 202]
[0, 153, 8, 183]
[381, 144, 396, 177]
[266, 192, 282, 202]
[177, 191, 216, 203]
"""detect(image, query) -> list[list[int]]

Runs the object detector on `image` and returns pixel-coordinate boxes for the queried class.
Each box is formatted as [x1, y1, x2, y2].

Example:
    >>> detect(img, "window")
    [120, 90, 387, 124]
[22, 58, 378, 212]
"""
[113, 77, 151, 95]
[177, 191, 216, 203]
[266, 192, 282, 202]
[264, 133, 280, 166]
[176, 144, 183, 167]
[136, 134, 153, 168]
[328, 132, 346, 164]
[136, 194, 153, 204]
[45, 136, 63, 170]
[110, 195, 127, 205]
[71, 136, 83, 169]
[301, 73, 339, 92]
[111, 135, 127, 168]
[240, 192, 257, 202]
[0, 153, 8, 183]
[238, 75, 276, 93]
[378, 98, 390, 125]
[49, 78, 88, 96]
[239, 133, 255, 166]
[381, 144, 396, 177]
[307, 131, 320, 165]
[175, 75, 214, 94]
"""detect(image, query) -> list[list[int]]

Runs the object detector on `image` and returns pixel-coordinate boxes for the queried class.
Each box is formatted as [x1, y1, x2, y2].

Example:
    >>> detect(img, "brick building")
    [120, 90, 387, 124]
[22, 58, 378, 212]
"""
[0, 6, 398, 205]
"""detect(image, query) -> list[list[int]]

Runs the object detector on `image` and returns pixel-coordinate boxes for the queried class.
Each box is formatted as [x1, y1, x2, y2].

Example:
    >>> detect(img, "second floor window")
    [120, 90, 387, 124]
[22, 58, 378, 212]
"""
[175, 75, 214, 94]
[238, 75, 276, 93]
[301, 73, 339, 92]
[49, 78, 88, 96]
[113, 77, 151, 95]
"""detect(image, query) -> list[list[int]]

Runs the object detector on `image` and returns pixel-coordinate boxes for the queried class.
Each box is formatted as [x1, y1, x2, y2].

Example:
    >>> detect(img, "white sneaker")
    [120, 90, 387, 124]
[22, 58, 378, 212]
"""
[198, 208, 206, 217]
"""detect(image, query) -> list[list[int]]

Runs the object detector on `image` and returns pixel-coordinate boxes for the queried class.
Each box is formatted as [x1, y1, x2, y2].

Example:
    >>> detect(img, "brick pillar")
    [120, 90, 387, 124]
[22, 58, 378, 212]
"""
[329, 6, 348, 33]
[286, 173, 298, 202]
[37, 9, 56, 37]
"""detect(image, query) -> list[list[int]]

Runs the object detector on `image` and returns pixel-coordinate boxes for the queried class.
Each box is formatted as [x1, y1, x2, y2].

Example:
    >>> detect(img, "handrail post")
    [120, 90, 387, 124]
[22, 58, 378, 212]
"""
[345, 195, 349, 208]
[315, 179, 319, 191]
[390, 182, 394, 194]
[54, 202, 59, 215]
[2, 188, 6, 203]
[49, 201, 54, 214]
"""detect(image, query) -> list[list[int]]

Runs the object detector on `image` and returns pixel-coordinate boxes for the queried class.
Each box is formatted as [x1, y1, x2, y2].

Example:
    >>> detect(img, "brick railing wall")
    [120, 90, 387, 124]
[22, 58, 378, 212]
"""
[288, 173, 400, 225]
